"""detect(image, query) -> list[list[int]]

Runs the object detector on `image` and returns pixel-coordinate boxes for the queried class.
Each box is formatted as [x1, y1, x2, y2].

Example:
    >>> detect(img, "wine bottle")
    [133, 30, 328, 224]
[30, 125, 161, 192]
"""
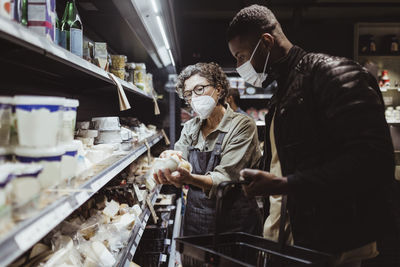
[20, 0, 26, 26]
[68, 0, 82, 57]
[55, 11, 59, 45]
[60, 1, 70, 49]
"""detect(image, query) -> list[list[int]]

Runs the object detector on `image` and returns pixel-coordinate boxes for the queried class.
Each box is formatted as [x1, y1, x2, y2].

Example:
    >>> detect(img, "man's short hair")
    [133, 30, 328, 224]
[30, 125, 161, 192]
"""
[227, 88, 241, 106]
[227, 4, 282, 42]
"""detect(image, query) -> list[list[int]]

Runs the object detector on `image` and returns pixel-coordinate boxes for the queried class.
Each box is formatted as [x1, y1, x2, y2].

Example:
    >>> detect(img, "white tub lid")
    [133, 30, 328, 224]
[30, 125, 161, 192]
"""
[0, 163, 43, 185]
[0, 147, 12, 156]
[91, 116, 119, 121]
[14, 95, 66, 106]
[0, 96, 13, 105]
[64, 98, 79, 108]
[62, 141, 79, 152]
[14, 146, 66, 157]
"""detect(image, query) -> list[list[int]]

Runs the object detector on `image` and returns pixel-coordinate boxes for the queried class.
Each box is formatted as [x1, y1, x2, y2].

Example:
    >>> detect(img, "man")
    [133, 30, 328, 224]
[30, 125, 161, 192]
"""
[226, 88, 247, 115]
[227, 4, 396, 267]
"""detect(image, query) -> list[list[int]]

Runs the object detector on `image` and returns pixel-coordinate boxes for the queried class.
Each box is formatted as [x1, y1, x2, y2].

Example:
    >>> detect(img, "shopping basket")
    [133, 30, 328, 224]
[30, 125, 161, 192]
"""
[175, 181, 334, 267]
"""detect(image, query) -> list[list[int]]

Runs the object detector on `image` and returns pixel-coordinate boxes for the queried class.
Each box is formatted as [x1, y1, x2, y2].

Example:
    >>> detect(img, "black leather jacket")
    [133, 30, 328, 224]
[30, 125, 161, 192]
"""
[263, 46, 395, 253]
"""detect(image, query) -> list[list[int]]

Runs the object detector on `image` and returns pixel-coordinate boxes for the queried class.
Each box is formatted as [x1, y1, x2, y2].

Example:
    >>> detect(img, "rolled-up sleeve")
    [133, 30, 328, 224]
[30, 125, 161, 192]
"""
[207, 118, 261, 198]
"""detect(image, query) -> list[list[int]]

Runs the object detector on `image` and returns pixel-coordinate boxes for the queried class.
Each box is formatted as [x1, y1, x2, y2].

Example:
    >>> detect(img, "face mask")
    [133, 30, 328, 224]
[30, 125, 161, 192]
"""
[190, 89, 217, 119]
[236, 38, 270, 87]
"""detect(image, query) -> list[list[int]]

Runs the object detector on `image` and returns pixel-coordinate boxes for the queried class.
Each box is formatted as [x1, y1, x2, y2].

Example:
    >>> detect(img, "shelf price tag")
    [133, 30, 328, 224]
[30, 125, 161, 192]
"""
[144, 139, 151, 163]
[133, 184, 144, 203]
[146, 196, 158, 224]
[134, 232, 141, 245]
[161, 129, 170, 145]
[160, 254, 167, 262]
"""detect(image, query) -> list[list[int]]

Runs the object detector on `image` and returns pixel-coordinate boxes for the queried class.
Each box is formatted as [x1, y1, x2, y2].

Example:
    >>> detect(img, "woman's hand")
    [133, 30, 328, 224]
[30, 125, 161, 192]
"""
[163, 167, 193, 188]
[160, 150, 183, 159]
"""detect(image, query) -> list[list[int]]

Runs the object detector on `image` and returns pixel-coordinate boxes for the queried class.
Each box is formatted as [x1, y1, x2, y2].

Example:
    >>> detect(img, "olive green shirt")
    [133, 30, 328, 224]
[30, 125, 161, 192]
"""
[175, 105, 262, 198]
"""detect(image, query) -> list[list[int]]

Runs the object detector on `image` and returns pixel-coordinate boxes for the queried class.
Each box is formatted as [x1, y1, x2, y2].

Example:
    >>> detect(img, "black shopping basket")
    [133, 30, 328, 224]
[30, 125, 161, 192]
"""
[175, 181, 334, 267]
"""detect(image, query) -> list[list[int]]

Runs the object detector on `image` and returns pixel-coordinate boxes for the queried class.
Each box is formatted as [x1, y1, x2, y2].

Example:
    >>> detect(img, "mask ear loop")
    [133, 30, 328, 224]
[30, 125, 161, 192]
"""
[249, 38, 262, 62]
[261, 51, 270, 75]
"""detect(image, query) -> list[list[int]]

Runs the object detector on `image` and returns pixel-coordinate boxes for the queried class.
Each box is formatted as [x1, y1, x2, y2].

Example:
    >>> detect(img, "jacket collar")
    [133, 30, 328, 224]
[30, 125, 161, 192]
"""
[263, 45, 306, 88]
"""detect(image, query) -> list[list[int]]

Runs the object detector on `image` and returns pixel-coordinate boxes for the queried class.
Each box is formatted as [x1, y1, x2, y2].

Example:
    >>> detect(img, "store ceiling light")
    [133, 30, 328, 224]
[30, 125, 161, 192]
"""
[150, 0, 159, 14]
[156, 15, 170, 50]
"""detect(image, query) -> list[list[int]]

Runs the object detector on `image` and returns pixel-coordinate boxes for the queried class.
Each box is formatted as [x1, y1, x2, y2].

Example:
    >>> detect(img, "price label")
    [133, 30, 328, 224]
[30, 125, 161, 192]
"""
[15, 202, 72, 250]
[169, 220, 174, 225]
[144, 213, 150, 222]
[160, 254, 167, 262]
[133, 184, 144, 203]
[161, 129, 170, 145]
[75, 191, 90, 206]
[164, 239, 171, 245]
[130, 245, 137, 255]
[90, 175, 109, 191]
[134, 233, 141, 245]
[138, 227, 144, 237]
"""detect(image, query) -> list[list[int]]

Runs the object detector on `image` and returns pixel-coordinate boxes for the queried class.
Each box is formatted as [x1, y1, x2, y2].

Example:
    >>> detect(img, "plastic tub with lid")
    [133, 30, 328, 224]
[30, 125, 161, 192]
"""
[61, 98, 79, 143]
[61, 141, 79, 183]
[91, 117, 120, 131]
[15, 146, 65, 189]
[7, 163, 43, 221]
[0, 96, 13, 146]
[14, 95, 65, 147]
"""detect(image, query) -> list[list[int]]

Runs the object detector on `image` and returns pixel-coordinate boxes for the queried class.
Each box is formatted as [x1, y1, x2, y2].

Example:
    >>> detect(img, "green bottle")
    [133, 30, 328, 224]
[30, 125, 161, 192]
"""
[55, 12, 60, 45]
[67, 0, 82, 56]
[60, 1, 70, 49]
[20, 0, 27, 26]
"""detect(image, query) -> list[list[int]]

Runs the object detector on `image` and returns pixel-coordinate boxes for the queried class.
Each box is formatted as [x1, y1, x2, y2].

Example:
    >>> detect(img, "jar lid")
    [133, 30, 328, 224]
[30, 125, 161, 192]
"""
[64, 98, 79, 108]
[0, 96, 13, 105]
[14, 146, 65, 157]
[14, 95, 65, 106]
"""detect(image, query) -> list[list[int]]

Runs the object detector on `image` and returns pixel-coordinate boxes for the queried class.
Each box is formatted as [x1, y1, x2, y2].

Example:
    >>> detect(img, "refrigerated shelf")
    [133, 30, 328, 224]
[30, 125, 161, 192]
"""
[117, 186, 162, 267]
[0, 133, 163, 266]
[0, 15, 152, 99]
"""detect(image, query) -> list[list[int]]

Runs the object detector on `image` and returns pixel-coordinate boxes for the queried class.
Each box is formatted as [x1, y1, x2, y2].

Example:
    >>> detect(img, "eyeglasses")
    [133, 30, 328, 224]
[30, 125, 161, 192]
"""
[183, 84, 213, 101]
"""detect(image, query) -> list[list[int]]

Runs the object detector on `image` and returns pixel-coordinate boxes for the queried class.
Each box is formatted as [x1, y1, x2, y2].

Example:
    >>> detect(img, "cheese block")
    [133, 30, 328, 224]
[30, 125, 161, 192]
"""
[132, 204, 142, 217]
[91, 241, 116, 266]
[102, 200, 120, 218]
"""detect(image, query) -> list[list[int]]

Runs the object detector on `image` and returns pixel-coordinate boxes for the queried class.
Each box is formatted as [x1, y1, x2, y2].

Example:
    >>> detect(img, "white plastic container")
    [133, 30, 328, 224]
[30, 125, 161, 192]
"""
[1, 163, 43, 205]
[95, 130, 122, 144]
[15, 146, 65, 188]
[91, 117, 120, 131]
[61, 99, 79, 143]
[0, 96, 13, 146]
[14, 95, 65, 147]
[61, 141, 79, 183]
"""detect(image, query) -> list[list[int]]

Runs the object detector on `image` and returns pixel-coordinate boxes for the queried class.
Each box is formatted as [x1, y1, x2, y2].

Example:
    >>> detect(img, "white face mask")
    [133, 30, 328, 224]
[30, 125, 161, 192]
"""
[190, 89, 217, 119]
[236, 38, 270, 88]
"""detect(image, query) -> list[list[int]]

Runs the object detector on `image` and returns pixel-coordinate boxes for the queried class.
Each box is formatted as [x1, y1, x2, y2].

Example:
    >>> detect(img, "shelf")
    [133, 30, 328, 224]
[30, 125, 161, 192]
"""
[240, 94, 273, 99]
[0, 15, 153, 99]
[0, 132, 164, 266]
[117, 185, 162, 267]
[168, 197, 183, 267]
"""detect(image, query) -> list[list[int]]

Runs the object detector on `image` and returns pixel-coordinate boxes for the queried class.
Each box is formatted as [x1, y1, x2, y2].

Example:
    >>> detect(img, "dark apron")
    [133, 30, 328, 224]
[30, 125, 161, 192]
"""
[183, 131, 262, 236]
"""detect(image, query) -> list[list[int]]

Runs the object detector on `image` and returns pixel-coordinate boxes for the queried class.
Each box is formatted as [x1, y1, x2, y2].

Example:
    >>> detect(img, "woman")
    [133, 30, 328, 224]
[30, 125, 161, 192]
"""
[154, 62, 262, 236]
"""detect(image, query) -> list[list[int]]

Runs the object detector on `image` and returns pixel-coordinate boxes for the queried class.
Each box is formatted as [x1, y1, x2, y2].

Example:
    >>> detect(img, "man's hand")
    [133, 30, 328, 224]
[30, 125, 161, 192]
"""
[240, 168, 288, 197]
[164, 167, 192, 188]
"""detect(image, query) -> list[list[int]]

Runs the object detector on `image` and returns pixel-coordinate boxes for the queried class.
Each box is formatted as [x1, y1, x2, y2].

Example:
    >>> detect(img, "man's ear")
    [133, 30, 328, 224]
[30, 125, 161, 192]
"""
[260, 33, 274, 50]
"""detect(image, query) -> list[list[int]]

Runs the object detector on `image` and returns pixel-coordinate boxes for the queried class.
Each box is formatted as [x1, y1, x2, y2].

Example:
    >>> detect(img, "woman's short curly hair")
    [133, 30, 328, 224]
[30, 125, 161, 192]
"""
[176, 62, 229, 105]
